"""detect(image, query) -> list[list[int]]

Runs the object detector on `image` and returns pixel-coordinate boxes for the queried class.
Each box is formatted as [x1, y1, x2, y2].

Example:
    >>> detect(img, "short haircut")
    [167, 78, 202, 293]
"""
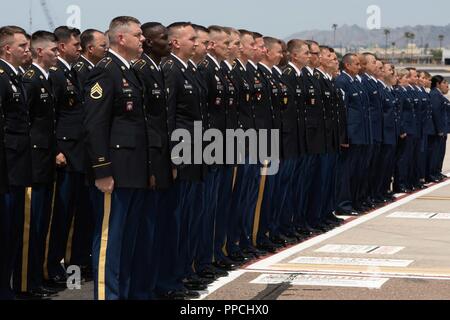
[80, 29, 103, 52]
[319, 45, 331, 53]
[224, 27, 240, 36]
[263, 37, 281, 49]
[406, 67, 417, 73]
[108, 16, 141, 45]
[305, 40, 319, 49]
[253, 32, 263, 39]
[238, 29, 254, 39]
[167, 21, 192, 40]
[30, 31, 56, 58]
[54, 26, 81, 43]
[208, 25, 224, 34]
[192, 24, 208, 33]
[340, 53, 356, 71]
[431, 75, 445, 89]
[0, 25, 27, 50]
[287, 39, 307, 53]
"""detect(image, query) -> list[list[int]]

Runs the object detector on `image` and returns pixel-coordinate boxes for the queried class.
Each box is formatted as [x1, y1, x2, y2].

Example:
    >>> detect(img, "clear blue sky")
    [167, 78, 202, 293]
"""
[1, 0, 449, 38]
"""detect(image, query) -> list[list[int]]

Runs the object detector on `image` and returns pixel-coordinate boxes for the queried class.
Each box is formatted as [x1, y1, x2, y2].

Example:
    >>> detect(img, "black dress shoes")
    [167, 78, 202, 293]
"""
[213, 259, 237, 271]
[16, 287, 57, 300]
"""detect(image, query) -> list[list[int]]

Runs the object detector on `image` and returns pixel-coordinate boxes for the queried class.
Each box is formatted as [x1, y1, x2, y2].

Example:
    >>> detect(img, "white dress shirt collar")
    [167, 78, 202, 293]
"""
[170, 53, 188, 69]
[32, 63, 49, 80]
[1, 58, 19, 75]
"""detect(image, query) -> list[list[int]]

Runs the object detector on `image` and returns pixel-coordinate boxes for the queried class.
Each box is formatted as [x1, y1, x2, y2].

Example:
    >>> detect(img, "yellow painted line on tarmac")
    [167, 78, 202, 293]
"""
[417, 196, 450, 201]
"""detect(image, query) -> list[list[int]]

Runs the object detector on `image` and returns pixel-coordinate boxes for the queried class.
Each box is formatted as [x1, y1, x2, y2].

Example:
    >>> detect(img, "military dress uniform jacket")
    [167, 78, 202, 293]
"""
[72, 56, 95, 97]
[332, 78, 349, 147]
[50, 59, 85, 173]
[23, 65, 57, 184]
[380, 85, 400, 145]
[315, 70, 338, 153]
[417, 87, 435, 136]
[163, 55, 205, 181]
[395, 86, 417, 137]
[0, 60, 32, 187]
[282, 64, 306, 155]
[361, 74, 383, 144]
[231, 60, 255, 131]
[273, 66, 300, 159]
[335, 72, 369, 145]
[247, 62, 273, 131]
[301, 67, 326, 154]
[0, 96, 8, 193]
[133, 54, 173, 190]
[220, 61, 239, 131]
[430, 88, 448, 135]
[198, 55, 228, 133]
[83, 53, 150, 188]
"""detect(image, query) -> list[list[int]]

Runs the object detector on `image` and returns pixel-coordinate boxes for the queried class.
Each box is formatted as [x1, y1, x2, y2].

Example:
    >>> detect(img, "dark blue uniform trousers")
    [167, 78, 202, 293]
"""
[270, 159, 296, 238]
[379, 144, 397, 196]
[10, 185, 53, 293]
[213, 166, 235, 262]
[46, 171, 91, 279]
[195, 168, 220, 272]
[226, 163, 259, 254]
[91, 188, 147, 300]
[0, 192, 16, 299]
[319, 153, 337, 222]
[129, 189, 169, 300]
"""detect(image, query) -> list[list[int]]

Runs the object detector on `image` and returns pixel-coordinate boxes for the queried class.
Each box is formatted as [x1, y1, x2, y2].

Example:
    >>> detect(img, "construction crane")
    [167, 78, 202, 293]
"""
[40, 0, 55, 31]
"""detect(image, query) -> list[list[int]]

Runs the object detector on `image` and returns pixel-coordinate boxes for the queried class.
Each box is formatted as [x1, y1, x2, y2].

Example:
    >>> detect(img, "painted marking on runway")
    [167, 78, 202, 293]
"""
[247, 177, 450, 271]
[288, 257, 414, 267]
[387, 211, 437, 219]
[387, 211, 450, 220]
[315, 244, 404, 255]
[251, 273, 389, 289]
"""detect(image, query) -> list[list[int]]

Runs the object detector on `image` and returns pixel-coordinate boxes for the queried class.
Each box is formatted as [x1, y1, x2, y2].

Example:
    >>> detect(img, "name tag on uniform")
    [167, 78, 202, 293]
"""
[13, 93, 21, 98]
[40, 93, 49, 99]
[184, 84, 193, 90]
[217, 85, 224, 91]
[152, 89, 162, 95]
[373, 91, 378, 94]
[353, 93, 358, 97]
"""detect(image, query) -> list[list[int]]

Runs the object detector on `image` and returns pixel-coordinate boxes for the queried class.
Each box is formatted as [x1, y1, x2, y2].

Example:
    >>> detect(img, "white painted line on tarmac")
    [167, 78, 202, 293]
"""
[432, 213, 450, 220]
[288, 257, 414, 267]
[251, 273, 389, 289]
[196, 270, 246, 300]
[246, 177, 450, 271]
[387, 212, 437, 219]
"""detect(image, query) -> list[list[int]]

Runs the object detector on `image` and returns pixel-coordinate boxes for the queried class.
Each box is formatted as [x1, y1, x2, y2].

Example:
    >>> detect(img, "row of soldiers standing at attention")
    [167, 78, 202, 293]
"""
[0, 16, 449, 300]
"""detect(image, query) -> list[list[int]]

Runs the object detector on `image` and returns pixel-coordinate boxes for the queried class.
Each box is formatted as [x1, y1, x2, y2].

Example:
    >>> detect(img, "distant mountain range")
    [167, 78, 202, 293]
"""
[285, 24, 450, 49]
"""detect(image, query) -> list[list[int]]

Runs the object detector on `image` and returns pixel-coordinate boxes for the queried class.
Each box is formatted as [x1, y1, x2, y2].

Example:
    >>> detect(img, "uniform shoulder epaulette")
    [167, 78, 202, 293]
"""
[162, 59, 174, 71]
[0, 68, 4, 74]
[314, 71, 321, 79]
[23, 69, 35, 80]
[133, 59, 147, 70]
[73, 61, 85, 72]
[96, 57, 113, 69]
[49, 66, 58, 72]
[200, 59, 209, 68]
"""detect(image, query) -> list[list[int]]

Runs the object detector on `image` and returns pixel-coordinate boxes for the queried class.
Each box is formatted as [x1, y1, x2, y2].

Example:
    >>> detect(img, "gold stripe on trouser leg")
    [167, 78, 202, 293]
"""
[43, 182, 57, 280]
[98, 193, 112, 300]
[65, 215, 76, 265]
[252, 162, 268, 247]
[21, 187, 32, 292]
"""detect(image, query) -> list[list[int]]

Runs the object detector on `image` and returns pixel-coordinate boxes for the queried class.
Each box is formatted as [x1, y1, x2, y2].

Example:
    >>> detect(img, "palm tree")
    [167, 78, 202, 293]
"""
[332, 24, 338, 48]
[384, 29, 391, 57]
[438, 34, 444, 49]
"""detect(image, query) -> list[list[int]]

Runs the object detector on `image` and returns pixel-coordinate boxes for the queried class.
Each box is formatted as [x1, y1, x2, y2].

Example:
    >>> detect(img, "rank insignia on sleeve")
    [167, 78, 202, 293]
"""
[90, 82, 103, 100]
